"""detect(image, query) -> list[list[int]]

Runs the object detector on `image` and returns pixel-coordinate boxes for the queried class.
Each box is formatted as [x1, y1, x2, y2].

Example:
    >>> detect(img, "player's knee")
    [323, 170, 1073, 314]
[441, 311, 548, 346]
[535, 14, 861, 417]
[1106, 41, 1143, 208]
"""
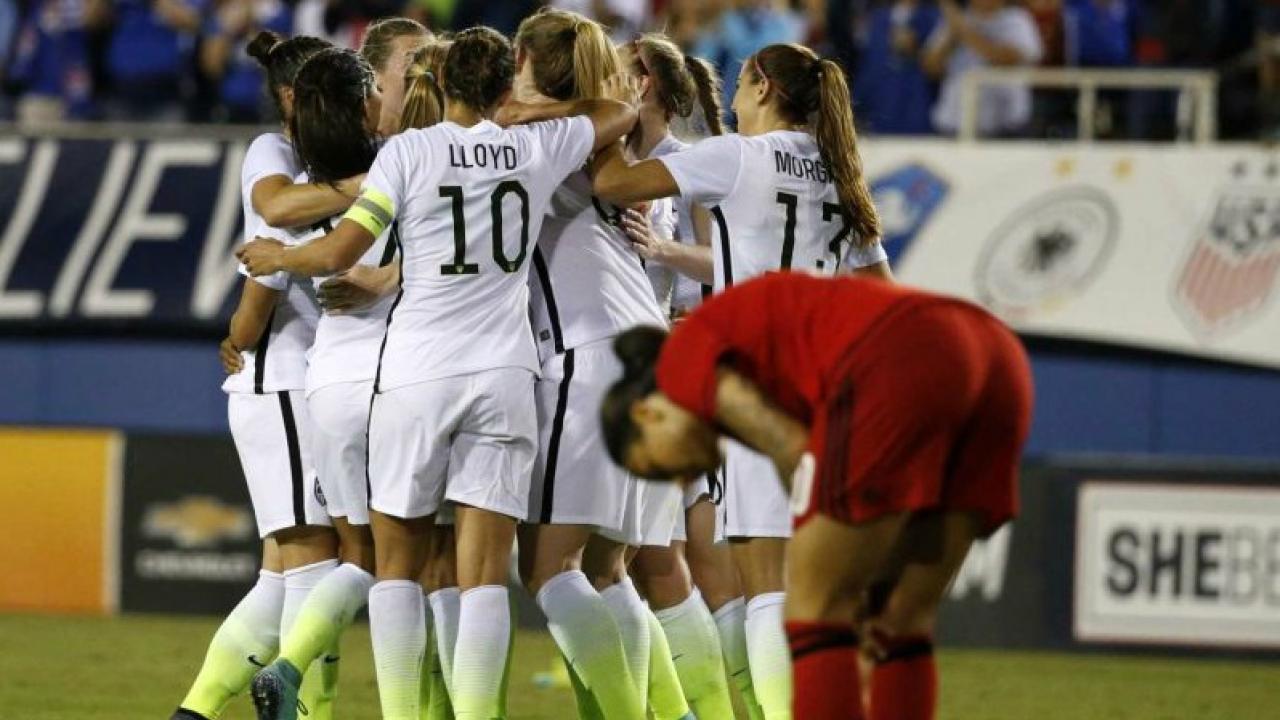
[872, 591, 940, 638]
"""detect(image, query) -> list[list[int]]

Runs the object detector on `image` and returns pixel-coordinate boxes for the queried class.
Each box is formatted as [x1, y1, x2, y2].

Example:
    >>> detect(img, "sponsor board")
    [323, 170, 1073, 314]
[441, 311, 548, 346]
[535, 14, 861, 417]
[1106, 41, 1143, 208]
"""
[1075, 482, 1280, 649]
[120, 434, 260, 613]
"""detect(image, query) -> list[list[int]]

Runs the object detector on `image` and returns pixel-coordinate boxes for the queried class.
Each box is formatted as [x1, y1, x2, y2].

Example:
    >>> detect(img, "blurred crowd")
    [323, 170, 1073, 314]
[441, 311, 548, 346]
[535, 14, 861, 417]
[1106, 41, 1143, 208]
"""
[0, 0, 1277, 139]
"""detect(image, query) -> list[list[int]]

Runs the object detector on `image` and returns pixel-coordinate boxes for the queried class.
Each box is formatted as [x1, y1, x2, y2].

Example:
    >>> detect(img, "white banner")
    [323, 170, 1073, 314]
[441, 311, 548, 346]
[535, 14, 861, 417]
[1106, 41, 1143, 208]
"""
[1074, 482, 1280, 648]
[863, 141, 1280, 369]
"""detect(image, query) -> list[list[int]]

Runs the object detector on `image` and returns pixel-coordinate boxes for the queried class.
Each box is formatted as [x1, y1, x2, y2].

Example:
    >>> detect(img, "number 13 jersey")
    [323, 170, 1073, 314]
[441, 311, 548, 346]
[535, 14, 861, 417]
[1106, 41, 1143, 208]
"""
[359, 117, 595, 392]
[657, 130, 886, 291]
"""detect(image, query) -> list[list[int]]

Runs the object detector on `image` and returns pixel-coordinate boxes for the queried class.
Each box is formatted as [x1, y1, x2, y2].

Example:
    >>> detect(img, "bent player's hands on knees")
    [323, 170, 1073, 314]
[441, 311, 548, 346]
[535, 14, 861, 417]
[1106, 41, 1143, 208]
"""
[603, 73, 643, 108]
[219, 337, 243, 375]
[236, 237, 285, 276]
[319, 264, 393, 313]
[621, 208, 666, 262]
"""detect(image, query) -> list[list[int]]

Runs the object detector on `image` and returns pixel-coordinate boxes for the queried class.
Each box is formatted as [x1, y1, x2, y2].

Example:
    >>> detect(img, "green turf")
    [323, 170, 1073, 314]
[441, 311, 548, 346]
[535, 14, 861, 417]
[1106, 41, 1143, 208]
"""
[1, 613, 1276, 719]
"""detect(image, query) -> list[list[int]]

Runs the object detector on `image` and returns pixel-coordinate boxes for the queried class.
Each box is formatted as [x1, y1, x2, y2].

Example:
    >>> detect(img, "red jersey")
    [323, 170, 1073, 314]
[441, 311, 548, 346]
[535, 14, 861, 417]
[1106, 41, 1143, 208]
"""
[655, 272, 966, 425]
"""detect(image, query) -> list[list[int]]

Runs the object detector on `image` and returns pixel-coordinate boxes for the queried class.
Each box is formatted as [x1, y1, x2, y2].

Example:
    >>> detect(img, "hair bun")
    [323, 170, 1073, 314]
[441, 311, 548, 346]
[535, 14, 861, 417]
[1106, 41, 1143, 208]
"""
[247, 30, 284, 65]
[613, 326, 667, 378]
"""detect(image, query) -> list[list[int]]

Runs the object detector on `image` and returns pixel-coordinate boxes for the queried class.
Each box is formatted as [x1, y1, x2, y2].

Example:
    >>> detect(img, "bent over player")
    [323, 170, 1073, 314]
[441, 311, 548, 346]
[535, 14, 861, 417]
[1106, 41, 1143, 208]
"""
[600, 272, 1033, 720]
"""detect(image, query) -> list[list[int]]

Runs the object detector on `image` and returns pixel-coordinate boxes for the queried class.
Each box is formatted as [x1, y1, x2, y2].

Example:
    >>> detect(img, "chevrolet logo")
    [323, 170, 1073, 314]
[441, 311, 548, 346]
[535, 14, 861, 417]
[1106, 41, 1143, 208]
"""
[142, 495, 254, 548]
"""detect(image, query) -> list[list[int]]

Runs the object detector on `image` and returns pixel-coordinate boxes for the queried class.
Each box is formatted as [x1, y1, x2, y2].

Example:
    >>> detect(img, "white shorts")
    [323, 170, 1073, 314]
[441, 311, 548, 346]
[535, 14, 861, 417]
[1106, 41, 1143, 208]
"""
[636, 479, 683, 547]
[308, 381, 374, 526]
[229, 391, 330, 538]
[722, 441, 792, 539]
[367, 368, 537, 520]
[525, 344, 632, 533]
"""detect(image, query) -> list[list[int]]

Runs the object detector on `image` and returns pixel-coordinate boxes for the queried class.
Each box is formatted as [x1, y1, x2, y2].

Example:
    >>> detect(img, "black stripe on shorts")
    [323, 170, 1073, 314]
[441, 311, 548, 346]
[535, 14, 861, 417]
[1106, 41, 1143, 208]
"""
[711, 207, 733, 287]
[277, 391, 307, 526]
[538, 349, 576, 524]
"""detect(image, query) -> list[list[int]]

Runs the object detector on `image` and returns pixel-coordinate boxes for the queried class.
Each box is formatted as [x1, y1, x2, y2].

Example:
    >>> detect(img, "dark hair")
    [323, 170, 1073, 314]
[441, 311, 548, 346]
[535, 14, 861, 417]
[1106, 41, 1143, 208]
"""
[630, 33, 725, 136]
[360, 17, 431, 72]
[442, 26, 515, 112]
[749, 44, 880, 245]
[515, 9, 618, 101]
[600, 326, 668, 466]
[247, 31, 332, 123]
[290, 48, 379, 185]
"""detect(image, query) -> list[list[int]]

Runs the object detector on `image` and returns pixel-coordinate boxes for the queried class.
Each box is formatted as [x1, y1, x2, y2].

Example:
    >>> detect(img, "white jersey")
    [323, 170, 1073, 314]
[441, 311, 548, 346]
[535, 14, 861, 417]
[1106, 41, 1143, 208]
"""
[258, 173, 399, 395]
[659, 130, 887, 291]
[649, 133, 711, 311]
[643, 199, 678, 315]
[363, 117, 596, 391]
[531, 170, 669, 359]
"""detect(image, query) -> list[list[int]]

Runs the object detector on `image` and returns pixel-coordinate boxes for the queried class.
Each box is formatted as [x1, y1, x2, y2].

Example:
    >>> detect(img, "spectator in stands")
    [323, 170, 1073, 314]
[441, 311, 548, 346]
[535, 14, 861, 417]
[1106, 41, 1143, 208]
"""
[1259, 0, 1280, 137]
[691, 0, 808, 112]
[200, 0, 292, 123]
[0, 0, 16, 117]
[93, 0, 207, 121]
[6, 0, 99, 122]
[852, 0, 940, 135]
[1063, 0, 1133, 67]
[923, 0, 1043, 136]
[552, 0, 652, 42]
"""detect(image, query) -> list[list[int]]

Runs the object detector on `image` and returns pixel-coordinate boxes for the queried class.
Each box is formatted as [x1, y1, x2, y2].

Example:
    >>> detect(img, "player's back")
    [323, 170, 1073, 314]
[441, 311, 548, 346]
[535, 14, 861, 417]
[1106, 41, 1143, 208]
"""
[369, 117, 595, 391]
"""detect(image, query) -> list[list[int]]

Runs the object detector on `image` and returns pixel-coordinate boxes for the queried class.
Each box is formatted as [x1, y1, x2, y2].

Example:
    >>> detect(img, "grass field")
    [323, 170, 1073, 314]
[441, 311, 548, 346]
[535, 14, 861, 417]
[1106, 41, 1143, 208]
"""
[1, 613, 1277, 719]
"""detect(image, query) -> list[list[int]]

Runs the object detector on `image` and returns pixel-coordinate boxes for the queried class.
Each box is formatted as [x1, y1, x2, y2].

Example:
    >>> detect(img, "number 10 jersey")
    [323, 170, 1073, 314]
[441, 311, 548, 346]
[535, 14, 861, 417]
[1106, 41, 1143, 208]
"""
[360, 117, 596, 392]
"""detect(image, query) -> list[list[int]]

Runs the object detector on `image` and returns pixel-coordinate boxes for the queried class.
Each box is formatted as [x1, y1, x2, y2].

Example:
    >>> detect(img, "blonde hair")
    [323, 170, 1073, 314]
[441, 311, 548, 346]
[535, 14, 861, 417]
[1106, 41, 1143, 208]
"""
[515, 8, 619, 101]
[750, 44, 880, 245]
[400, 41, 450, 132]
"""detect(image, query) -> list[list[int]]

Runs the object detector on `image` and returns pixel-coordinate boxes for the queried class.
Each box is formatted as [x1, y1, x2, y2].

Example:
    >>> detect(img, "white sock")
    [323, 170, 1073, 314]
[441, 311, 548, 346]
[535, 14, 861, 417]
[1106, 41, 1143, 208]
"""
[369, 579, 426, 719]
[427, 586, 461, 697]
[713, 597, 762, 718]
[281, 558, 338, 638]
[278, 562, 373, 669]
[538, 570, 644, 718]
[600, 577, 651, 703]
[452, 585, 511, 719]
[655, 589, 733, 715]
[745, 592, 791, 720]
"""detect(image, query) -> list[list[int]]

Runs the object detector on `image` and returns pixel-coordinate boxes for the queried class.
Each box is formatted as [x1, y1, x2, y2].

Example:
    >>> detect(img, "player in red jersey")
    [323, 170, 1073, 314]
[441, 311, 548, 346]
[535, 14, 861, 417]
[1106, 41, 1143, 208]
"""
[600, 272, 1034, 720]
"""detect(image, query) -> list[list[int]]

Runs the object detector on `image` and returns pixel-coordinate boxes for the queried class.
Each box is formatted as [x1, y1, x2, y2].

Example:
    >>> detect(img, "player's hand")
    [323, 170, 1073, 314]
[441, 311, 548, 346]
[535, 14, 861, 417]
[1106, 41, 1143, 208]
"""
[621, 208, 664, 262]
[336, 174, 366, 199]
[219, 336, 243, 375]
[603, 73, 643, 108]
[494, 100, 540, 128]
[236, 237, 285, 276]
[318, 264, 393, 312]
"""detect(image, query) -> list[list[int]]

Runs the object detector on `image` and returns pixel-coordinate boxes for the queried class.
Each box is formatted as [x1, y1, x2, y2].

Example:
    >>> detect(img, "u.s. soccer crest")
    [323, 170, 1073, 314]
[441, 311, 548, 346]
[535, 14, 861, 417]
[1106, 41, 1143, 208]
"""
[1174, 161, 1280, 337]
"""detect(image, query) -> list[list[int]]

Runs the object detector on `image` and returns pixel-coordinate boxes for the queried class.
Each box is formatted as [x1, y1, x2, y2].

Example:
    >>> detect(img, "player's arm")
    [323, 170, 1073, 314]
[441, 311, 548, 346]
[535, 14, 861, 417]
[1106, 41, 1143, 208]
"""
[620, 208, 714, 284]
[317, 260, 401, 312]
[222, 279, 280, 372]
[712, 368, 810, 488]
[239, 187, 392, 277]
[251, 174, 365, 229]
[841, 261, 893, 281]
[590, 143, 681, 206]
[498, 76, 640, 152]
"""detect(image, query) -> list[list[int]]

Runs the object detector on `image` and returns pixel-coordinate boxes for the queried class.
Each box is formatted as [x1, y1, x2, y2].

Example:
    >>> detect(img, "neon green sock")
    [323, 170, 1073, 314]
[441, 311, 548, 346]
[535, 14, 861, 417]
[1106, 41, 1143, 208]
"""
[655, 592, 735, 720]
[180, 571, 283, 719]
[424, 633, 453, 720]
[566, 656, 606, 720]
[645, 608, 691, 720]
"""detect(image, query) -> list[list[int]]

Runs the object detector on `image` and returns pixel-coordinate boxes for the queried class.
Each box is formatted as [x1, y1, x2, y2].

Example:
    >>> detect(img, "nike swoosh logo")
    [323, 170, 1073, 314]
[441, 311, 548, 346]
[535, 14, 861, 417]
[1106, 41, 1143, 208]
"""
[731, 668, 750, 677]
[671, 654, 685, 662]
[247, 655, 266, 668]
[322, 655, 341, 664]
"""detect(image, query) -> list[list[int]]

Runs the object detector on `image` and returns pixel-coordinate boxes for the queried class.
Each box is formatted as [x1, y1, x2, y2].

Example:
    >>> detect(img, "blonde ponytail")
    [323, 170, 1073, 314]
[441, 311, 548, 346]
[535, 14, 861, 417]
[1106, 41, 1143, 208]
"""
[400, 42, 449, 132]
[516, 9, 619, 101]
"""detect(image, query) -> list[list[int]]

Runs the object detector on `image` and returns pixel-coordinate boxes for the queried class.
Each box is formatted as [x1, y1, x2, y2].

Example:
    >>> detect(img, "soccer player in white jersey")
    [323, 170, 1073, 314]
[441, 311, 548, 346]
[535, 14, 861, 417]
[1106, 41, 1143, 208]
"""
[238, 26, 639, 719]
[592, 42, 890, 720]
[610, 33, 748, 720]
[243, 46, 450, 720]
[510, 11, 684, 720]
[170, 32, 364, 720]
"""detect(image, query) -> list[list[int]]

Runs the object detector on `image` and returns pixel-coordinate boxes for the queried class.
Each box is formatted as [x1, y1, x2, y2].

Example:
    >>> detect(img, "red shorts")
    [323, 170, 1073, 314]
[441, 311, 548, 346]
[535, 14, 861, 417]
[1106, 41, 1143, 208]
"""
[796, 300, 1033, 535]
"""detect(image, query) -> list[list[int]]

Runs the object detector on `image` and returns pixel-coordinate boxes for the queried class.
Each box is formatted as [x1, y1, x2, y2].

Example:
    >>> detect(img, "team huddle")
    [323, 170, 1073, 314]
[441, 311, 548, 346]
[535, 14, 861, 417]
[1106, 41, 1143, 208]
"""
[171, 10, 1033, 720]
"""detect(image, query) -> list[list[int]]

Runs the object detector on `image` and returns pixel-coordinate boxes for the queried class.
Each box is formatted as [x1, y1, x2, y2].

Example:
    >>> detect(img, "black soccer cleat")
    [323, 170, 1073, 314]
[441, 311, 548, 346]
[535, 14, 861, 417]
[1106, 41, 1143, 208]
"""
[170, 709, 211, 720]
[250, 659, 303, 720]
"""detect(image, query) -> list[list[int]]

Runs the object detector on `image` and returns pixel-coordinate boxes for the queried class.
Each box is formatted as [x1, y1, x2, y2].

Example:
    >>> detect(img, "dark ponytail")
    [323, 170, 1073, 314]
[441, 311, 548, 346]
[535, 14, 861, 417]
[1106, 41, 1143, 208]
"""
[442, 27, 515, 113]
[751, 44, 880, 246]
[248, 31, 332, 124]
[600, 326, 668, 466]
[290, 48, 380, 185]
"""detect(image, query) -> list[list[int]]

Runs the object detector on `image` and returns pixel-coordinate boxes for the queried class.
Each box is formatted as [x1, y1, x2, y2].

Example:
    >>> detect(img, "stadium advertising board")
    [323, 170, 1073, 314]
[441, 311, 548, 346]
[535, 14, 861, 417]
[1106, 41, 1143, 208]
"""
[1074, 482, 1280, 649]
[4, 132, 1280, 369]
[119, 434, 260, 613]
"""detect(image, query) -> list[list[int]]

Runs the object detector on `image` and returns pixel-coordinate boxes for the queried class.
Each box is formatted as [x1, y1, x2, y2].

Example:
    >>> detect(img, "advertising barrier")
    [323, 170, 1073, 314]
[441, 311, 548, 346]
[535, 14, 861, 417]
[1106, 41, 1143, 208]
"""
[4, 133, 1280, 368]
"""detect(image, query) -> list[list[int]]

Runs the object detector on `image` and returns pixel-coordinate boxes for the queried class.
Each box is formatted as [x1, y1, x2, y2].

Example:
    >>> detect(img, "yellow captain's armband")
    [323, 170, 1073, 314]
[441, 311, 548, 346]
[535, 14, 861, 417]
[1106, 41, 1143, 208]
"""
[343, 188, 395, 237]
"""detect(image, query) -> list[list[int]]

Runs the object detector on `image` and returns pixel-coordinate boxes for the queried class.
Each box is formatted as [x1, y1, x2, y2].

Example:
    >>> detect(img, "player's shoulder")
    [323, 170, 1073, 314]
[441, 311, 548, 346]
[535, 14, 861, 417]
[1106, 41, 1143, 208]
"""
[247, 131, 289, 155]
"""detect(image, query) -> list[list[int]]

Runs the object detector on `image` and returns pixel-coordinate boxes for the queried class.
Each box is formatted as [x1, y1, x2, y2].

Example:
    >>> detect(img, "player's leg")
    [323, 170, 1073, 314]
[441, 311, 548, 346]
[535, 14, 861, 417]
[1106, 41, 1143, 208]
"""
[420, 521, 457, 719]
[862, 511, 983, 720]
[520, 523, 644, 720]
[635, 541, 735, 720]
[451, 505, 517, 719]
[686, 494, 764, 720]
[173, 539, 284, 720]
[786, 512, 910, 720]
[583, 533, 651, 708]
